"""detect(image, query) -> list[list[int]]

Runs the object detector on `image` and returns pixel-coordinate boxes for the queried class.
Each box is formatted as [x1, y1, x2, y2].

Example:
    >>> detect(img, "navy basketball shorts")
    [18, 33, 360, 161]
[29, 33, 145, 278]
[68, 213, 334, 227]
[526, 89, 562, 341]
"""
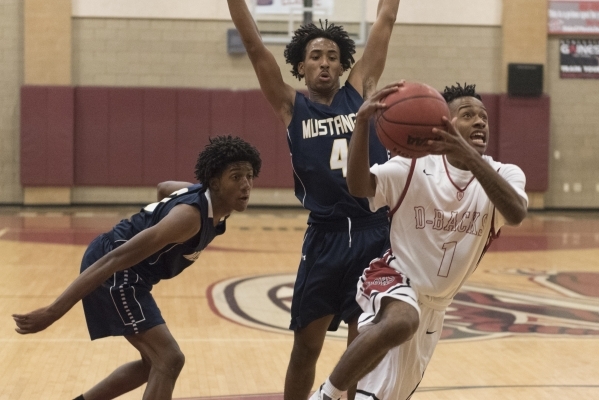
[289, 221, 389, 331]
[80, 234, 165, 340]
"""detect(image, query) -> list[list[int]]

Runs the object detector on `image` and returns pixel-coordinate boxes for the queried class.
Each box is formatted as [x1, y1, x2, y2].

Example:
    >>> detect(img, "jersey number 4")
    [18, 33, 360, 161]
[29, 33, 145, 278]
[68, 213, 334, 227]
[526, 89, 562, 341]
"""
[330, 138, 348, 177]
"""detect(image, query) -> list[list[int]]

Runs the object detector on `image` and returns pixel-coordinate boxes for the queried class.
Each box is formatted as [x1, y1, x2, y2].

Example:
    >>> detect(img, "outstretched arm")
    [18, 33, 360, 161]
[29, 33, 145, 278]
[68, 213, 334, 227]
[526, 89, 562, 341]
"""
[429, 118, 528, 225]
[348, 0, 400, 98]
[347, 83, 401, 197]
[12, 204, 202, 334]
[227, 0, 296, 126]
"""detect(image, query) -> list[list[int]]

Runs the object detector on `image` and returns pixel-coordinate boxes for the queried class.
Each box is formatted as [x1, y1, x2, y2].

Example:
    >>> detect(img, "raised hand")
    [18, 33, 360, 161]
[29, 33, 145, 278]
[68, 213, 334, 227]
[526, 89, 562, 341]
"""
[357, 81, 404, 123]
[427, 116, 481, 160]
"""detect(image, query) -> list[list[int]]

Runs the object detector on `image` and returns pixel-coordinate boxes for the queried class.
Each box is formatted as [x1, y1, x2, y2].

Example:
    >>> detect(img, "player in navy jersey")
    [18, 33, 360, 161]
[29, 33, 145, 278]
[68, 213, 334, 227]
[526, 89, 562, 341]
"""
[227, 1, 400, 399]
[310, 82, 528, 400]
[12, 136, 261, 400]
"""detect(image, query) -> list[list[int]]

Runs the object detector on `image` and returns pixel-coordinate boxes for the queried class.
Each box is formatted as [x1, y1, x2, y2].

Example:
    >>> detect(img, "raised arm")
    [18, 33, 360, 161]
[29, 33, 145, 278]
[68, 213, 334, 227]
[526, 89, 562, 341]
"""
[12, 204, 202, 334]
[347, 83, 401, 197]
[469, 158, 528, 225]
[227, 0, 296, 126]
[348, 0, 400, 98]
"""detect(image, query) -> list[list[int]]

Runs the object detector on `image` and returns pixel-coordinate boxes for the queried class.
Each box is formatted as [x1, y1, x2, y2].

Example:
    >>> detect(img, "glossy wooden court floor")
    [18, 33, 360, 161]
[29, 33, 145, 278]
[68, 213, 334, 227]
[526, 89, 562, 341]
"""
[1, 205, 599, 400]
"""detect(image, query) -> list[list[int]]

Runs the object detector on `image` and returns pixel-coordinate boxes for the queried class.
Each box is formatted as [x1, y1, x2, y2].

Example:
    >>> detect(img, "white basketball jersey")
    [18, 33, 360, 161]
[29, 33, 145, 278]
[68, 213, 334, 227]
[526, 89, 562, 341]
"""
[370, 155, 527, 303]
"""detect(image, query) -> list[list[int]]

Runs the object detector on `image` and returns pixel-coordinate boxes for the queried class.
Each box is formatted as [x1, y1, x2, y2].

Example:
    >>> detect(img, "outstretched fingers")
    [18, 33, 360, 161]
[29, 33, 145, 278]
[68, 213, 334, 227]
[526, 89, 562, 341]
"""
[427, 117, 459, 155]
[433, 116, 458, 136]
[374, 80, 405, 101]
[359, 80, 406, 121]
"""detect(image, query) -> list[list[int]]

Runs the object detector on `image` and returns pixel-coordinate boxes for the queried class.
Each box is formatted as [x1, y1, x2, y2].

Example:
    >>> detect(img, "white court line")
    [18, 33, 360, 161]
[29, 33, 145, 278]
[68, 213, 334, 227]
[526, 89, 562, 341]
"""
[0, 228, 8, 238]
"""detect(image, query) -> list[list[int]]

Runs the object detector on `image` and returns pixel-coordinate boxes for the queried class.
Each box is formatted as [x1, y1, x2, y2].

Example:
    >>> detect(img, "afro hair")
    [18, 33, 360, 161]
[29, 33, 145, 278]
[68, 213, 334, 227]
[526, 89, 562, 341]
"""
[194, 135, 261, 185]
[284, 20, 356, 80]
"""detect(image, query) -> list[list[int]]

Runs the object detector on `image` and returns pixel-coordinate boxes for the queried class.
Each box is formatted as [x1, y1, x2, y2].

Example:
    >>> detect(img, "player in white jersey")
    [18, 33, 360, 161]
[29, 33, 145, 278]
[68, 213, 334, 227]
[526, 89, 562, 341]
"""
[309, 81, 528, 400]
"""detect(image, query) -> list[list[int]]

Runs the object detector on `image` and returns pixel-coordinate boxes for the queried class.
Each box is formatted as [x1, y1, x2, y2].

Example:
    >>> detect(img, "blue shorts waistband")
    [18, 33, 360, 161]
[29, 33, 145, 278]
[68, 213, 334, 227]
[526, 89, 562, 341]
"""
[308, 212, 389, 232]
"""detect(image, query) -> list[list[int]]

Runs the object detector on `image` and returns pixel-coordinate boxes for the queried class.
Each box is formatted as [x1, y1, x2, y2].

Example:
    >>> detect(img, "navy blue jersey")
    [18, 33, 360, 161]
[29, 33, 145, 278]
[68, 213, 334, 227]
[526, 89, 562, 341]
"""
[107, 183, 225, 285]
[287, 81, 388, 223]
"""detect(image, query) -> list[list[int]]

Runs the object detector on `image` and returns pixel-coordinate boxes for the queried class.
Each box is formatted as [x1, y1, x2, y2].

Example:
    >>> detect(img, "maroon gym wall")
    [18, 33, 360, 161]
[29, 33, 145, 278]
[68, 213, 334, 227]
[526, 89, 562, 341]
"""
[20, 86, 549, 193]
[20, 86, 74, 186]
[497, 94, 550, 192]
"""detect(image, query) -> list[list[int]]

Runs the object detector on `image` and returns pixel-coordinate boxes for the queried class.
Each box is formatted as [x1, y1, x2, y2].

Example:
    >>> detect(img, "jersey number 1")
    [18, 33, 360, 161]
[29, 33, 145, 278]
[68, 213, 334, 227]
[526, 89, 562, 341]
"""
[438, 241, 457, 277]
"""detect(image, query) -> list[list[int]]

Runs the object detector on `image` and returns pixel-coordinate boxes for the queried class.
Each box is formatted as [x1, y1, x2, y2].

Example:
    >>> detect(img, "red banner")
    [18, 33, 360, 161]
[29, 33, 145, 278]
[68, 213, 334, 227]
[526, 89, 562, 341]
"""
[549, 0, 599, 34]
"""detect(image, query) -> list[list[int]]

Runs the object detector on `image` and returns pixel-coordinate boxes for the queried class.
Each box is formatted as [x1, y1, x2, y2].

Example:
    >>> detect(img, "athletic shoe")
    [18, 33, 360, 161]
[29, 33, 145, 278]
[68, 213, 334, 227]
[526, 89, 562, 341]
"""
[309, 384, 340, 400]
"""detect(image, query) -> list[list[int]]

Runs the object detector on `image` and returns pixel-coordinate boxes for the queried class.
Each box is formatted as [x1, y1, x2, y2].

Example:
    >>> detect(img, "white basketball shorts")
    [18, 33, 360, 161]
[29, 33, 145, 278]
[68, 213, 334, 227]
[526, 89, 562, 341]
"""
[354, 251, 446, 400]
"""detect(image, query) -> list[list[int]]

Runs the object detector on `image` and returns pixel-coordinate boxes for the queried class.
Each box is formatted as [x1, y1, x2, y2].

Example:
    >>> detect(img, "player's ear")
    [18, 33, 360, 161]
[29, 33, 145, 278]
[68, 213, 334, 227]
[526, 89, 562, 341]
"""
[209, 177, 220, 192]
[297, 62, 305, 78]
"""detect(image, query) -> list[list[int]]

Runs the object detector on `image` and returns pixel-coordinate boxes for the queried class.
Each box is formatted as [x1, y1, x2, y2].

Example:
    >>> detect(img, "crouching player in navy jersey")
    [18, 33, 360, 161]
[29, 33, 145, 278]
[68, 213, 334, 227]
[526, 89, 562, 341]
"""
[310, 82, 528, 400]
[227, 1, 400, 399]
[13, 136, 261, 400]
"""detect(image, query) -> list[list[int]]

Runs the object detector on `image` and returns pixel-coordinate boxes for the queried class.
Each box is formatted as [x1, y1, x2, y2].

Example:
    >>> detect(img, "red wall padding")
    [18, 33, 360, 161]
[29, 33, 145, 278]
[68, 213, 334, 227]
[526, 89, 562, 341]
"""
[143, 88, 178, 185]
[74, 87, 109, 184]
[71, 87, 292, 188]
[479, 94, 500, 160]
[242, 90, 289, 188]
[20, 86, 548, 193]
[497, 94, 550, 192]
[108, 88, 145, 185]
[175, 89, 212, 183]
[21, 86, 74, 185]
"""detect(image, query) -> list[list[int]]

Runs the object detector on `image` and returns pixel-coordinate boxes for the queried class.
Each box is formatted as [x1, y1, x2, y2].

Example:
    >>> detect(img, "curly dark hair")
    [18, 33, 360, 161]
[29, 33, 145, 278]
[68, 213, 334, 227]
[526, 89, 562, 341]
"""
[442, 82, 482, 103]
[194, 135, 261, 184]
[284, 20, 356, 80]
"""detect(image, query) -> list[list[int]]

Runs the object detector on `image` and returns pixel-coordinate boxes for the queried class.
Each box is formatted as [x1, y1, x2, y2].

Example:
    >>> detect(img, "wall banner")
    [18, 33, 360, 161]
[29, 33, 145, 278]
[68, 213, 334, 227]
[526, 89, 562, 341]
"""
[549, 0, 599, 34]
[255, 0, 334, 15]
[559, 38, 599, 78]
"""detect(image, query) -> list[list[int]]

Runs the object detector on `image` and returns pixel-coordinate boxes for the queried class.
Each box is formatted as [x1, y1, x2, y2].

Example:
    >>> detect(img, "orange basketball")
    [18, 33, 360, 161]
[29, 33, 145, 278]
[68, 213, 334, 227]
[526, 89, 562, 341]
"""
[375, 82, 450, 158]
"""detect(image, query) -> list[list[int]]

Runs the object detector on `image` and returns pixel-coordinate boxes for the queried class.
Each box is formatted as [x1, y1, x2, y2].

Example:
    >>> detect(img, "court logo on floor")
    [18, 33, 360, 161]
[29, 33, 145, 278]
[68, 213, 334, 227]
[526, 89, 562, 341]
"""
[207, 271, 599, 342]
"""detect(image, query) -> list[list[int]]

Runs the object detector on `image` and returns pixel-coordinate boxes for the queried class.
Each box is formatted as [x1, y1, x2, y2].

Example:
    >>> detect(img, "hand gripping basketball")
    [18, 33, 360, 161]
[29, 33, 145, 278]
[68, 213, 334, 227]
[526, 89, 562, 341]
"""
[375, 81, 450, 158]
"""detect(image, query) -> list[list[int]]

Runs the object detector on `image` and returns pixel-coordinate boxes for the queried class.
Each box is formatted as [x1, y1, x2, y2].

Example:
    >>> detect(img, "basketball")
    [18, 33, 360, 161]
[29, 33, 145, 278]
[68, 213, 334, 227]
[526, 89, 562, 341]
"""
[375, 82, 450, 158]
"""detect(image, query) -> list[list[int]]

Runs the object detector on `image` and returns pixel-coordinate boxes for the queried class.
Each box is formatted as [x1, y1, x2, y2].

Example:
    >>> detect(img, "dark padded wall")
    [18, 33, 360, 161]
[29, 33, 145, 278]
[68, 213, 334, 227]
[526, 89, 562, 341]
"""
[21, 86, 74, 186]
[497, 94, 550, 191]
[21, 86, 548, 193]
[479, 93, 500, 160]
[70, 87, 290, 188]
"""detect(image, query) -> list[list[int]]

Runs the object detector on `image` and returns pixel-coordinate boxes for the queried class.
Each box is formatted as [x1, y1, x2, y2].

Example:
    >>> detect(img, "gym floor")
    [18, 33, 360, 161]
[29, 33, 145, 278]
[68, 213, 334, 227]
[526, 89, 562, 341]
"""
[1, 206, 598, 399]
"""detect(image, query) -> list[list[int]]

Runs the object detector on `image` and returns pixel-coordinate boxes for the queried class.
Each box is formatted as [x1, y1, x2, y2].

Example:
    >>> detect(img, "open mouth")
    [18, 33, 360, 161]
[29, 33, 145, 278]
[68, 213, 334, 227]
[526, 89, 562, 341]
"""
[470, 131, 486, 145]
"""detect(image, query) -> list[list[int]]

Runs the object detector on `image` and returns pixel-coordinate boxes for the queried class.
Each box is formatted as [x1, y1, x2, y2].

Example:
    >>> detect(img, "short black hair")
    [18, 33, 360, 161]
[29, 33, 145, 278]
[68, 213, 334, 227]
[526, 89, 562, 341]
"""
[442, 82, 482, 103]
[194, 135, 261, 184]
[284, 20, 356, 80]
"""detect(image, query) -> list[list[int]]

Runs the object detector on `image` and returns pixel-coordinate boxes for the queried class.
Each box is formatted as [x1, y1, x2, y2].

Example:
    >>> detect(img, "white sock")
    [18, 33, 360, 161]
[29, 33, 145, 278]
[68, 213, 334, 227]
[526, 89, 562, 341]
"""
[322, 377, 344, 398]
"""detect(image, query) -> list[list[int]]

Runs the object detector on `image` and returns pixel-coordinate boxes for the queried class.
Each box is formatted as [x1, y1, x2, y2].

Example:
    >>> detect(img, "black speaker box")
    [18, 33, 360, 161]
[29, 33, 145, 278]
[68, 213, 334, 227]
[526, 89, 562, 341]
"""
[508, 63, 543, 97]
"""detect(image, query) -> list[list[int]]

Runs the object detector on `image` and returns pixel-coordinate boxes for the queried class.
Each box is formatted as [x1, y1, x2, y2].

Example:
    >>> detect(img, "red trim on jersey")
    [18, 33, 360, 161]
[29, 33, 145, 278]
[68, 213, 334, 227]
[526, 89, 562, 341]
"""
[476, 166, 503, 266]
[388, 158, 417, 219]
[443, 156, 476, 195]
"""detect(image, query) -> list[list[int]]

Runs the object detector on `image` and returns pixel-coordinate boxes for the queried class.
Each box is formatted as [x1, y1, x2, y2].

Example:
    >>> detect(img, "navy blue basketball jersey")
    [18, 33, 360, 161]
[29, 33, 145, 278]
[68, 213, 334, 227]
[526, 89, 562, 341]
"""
[107, 183, 225, 285]
[287, 81, 388, 223]
[287, 82, 388, 222]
